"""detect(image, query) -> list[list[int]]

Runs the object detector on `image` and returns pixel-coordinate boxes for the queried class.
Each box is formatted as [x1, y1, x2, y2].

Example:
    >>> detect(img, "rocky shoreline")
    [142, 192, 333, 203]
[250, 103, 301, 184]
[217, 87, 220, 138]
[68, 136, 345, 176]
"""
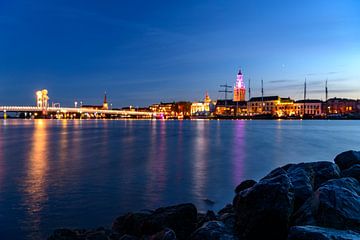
[48, 150, 360, 240]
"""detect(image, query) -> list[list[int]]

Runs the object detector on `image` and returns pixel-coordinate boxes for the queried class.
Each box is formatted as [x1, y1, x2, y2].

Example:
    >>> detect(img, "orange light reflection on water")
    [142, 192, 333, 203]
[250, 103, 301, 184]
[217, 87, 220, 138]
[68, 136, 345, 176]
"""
[22, 119, 49, 239]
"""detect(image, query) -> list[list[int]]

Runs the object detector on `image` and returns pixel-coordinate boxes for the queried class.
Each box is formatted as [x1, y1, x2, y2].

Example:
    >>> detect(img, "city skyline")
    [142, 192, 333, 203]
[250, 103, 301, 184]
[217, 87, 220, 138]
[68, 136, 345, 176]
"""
[0, 0, 359, 106]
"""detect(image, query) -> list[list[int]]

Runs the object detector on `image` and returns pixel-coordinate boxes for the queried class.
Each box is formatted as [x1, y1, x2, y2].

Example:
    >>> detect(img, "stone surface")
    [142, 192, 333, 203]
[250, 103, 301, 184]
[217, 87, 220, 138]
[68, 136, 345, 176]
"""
[342, 164, 360, 182]
[288, 225, 360, 240]
[48, 229, 79, 240]
[217, 204, 233, 216]
[119, 235, 139, 240]
[197, 211, 218, 229]
[261, 161, 341, 212]
[293, 177, 360, 232]
[234, 180, 257, 194]
[334, 150, 360, 171]
[147, 228, 177, 240]
[112, 204, 197, 240]
[234, 173, 294, 240]
[190, 221, 238, 240]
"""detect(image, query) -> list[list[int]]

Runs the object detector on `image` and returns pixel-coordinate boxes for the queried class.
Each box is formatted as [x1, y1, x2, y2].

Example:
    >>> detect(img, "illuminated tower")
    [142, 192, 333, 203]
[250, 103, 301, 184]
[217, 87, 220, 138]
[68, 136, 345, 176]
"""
[233, 69, 246, 102]
[204, 91, 211, 103]
[36, 89, 49, 110]
[102, 92, 109, 110]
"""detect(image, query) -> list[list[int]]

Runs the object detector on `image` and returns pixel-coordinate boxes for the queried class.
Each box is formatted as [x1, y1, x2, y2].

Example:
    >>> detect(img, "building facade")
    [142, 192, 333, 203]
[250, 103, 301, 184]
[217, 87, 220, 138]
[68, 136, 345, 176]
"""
[294, 100, 322, 116]
[325, 98, 359, 114]
[191, 92, 215, 116]
[247, 96, 295, 116]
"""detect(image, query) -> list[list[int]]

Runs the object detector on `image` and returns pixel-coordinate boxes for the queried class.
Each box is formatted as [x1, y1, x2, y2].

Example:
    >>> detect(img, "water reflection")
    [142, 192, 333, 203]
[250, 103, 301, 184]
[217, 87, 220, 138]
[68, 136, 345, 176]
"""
[192, 121, 208, 200]
[22, 120, 49, 239]
[1, 120, 359, 240]
[232, 121, 245, 184]
[146, 121, 167, 206]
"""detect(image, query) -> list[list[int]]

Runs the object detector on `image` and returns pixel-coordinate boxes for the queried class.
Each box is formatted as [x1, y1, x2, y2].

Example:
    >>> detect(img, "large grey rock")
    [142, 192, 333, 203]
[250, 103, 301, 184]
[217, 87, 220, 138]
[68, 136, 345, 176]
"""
[234, 174, 294, 240]
[342, 164, 360, 182]
[293, 177, 360, 232]
[112, 204, 197, 240]
[288, 225, 360, 240]
[334, 150, 360, 171]
[190, 221, 238, 240]
[262, 161, 341, 211]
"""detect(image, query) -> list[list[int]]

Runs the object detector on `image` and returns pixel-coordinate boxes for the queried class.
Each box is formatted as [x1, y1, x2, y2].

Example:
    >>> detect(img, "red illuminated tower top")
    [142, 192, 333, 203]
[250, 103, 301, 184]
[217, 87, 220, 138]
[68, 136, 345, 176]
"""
[233, 69, 246, 101]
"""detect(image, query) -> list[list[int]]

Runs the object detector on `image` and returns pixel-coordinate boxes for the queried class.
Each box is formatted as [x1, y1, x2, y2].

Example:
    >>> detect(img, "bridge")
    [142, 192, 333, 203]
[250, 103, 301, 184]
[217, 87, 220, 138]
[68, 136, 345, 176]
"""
[0, 106, 160, 118]
[0, 89, 165, 119]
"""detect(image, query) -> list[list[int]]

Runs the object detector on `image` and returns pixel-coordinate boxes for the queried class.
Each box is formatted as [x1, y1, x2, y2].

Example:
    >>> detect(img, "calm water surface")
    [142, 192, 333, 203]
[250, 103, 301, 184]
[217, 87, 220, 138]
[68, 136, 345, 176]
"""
[0, 119, 359, 239]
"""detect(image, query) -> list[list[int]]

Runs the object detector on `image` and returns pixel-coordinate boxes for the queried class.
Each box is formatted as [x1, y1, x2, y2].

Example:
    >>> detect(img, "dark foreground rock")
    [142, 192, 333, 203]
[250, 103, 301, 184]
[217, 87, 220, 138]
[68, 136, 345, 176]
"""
[334, 150, 360, 171]
[112, 203, 197, 240]
[292, 177, 360, 231]
[342, 164, 360, 182]
[190, 221, 238, 240]
[48, 150, 360, 240]
[234, 173, 294, 240]
[288, 226, 360, 240]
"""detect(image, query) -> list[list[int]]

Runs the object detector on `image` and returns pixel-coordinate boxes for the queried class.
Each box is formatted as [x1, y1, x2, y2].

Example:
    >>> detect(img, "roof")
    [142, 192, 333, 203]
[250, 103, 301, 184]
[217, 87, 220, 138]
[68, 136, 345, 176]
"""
[216, 99, 247, 106]
[249, 96, 280, 102]
[295, 99, 323, 103]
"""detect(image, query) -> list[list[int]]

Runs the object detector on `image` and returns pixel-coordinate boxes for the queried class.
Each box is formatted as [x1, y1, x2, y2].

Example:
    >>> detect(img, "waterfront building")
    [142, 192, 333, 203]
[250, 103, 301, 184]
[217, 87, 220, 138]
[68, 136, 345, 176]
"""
[325, 98, 359, 114]
[191, 92, 215, 116]
[150, 101, 191, 119]
[36, 89, 49, 110]
[294, 100, 323, 116]
[214, 99, 236, 116]
[247, 96, 295, 116]
[233, 70, 246, 102]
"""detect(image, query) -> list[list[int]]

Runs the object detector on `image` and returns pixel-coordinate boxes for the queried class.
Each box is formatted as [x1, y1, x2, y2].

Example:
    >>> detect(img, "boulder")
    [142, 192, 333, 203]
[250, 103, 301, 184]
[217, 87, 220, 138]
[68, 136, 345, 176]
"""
[288, 226, 360, 240]
[293, 177, 360, 232]
[147, 228, 176, 240]
[47, 229, 80, 240]
[342, 164, 360, 182]
[261, 161, 340, 212]
[234, 180, 257, 194]
[234, 173, 294, 240]
[119, 235, 140, 240]
[219, 213, 236, 230]
[197, 211, 218, 229]
[190, 221, 238, 240]
[112, 212, 151, 236]
[334, 150, 360, 171]
[112, 204, 197, 240]
[218, 204, 234, 216]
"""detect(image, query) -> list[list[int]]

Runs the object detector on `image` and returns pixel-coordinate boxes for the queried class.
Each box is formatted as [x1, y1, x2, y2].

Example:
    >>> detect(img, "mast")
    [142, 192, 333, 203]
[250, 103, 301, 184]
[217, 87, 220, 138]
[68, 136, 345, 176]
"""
[248, 78, 251, 100]
[219, 82, 232, 107]
[325, 79, 328, 101]
[303, 79, 307, 116]
[261, 79, 264, 111]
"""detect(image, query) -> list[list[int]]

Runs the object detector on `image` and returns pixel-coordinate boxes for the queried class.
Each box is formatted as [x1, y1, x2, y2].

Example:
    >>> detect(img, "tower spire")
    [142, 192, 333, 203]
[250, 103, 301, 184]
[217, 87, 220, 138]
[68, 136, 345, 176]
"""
[104, 91, 107, 104]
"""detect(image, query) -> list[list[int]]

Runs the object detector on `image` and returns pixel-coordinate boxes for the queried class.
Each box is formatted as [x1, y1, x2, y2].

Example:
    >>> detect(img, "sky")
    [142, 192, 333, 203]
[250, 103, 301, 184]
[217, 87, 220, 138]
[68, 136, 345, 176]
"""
[0, 0, 359, 107]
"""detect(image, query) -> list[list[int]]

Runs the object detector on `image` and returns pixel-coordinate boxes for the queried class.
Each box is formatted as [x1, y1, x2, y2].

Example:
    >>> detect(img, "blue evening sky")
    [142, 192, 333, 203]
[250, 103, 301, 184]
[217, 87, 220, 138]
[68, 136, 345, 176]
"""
[0, 0, 359, 107]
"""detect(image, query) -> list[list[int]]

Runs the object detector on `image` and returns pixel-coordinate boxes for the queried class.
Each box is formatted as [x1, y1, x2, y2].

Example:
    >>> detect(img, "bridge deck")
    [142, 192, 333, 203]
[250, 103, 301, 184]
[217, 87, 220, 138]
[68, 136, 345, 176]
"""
[0, 106, 157, 116]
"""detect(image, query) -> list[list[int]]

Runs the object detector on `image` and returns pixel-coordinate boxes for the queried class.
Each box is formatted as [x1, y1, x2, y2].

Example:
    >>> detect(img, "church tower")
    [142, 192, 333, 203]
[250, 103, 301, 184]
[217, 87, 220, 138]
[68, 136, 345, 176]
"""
[102, 92, 109, 110]
[233, 69, 246, 102]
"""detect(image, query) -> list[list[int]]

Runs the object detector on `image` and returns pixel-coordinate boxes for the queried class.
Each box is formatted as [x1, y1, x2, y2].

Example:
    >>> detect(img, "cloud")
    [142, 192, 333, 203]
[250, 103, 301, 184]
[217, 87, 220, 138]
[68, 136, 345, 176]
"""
[268, 79, 291, 84]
